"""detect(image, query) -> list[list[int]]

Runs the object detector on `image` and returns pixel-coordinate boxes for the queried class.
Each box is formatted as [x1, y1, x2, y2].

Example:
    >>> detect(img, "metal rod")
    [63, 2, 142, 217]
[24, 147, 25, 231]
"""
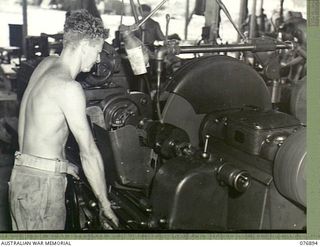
[156, 69, 163, 123]
[237, 0, 248, 42]
[165, 14, 170, 43]
[185, 0, 190, 40]
[22, 0, 28, 57]
[260, 0, 264, 13]
[281, 56, 304, 67]
[178, 43, 291, 54]
[137, 0, 169, 28]
[249, 0, 257, 39]
[236, 0, 248, 58]
[136, 0, 145, 42]
[279, 0, 284, 25]
[130, 0, 139, 24]
[136, 0, 143, 15]
[120, 0, 124, 25]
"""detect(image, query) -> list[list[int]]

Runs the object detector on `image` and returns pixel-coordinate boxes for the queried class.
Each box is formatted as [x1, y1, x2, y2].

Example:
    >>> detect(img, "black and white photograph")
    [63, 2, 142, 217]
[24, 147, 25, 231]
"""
[0, 0, 311, 237]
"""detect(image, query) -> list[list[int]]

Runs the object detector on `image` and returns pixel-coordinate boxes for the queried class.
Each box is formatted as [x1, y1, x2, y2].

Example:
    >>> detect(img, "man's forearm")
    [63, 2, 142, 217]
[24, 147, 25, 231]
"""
[80, 149, 110, 207]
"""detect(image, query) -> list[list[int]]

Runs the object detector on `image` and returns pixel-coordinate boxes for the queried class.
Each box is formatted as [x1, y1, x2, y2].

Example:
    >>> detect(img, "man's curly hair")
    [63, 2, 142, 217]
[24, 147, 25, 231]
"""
[63, 9, 108, 47]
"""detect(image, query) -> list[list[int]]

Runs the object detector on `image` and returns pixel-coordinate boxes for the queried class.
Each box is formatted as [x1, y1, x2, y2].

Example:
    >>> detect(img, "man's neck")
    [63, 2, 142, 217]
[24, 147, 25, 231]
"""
[59, 47, 81, 79]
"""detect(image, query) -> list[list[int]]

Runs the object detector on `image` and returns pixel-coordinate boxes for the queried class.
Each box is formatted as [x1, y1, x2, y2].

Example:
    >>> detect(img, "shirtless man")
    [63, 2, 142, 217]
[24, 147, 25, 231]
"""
[9, 9, 118, 230]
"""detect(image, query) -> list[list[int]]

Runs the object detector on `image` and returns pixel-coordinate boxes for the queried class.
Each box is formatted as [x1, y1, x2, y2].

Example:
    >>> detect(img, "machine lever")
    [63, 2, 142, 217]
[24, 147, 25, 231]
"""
[165, 14, 171, 43]
[201, 134, 210, 159]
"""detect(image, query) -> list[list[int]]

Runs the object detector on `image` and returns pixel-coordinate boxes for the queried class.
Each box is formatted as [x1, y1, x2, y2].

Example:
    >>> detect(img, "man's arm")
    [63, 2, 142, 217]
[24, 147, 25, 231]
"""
[58, 81, 118, 225]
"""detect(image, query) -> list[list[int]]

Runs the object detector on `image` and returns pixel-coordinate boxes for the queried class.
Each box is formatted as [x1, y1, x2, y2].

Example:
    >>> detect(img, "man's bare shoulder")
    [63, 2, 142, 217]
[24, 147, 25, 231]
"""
[43, 65, 83, 97]
[61, 80, 84, 95]
[36, 55, 60, 73]
[55, 80, 85, 107]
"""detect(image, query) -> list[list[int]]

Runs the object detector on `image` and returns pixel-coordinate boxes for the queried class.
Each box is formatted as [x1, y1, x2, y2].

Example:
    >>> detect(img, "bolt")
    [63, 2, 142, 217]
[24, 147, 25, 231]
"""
[168, 140, 175, 147]
[140, 97, 147, 105]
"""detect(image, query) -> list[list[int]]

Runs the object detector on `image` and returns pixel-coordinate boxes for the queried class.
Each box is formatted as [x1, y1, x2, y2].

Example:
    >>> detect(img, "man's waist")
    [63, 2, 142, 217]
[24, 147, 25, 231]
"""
[14, 151, 70, 174]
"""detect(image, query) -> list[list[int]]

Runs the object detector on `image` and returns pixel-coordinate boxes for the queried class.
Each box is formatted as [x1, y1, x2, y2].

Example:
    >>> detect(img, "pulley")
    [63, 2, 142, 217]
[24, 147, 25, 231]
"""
[162, 55, 272, 146]
[273, 127, 306, 207]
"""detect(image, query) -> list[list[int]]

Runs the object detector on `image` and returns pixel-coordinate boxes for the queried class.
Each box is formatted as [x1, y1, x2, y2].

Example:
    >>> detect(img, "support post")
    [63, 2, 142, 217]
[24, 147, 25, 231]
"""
[184, 0, 190, 40]
[22, 0, 28, 57]
[237, 0, 248, 42]
[249, 0, 257, 39]
[204, 0, 220, 44]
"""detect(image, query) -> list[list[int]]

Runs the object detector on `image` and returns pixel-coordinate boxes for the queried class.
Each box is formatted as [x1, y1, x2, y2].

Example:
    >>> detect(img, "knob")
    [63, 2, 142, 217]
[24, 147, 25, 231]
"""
[217, 163, 251, 193]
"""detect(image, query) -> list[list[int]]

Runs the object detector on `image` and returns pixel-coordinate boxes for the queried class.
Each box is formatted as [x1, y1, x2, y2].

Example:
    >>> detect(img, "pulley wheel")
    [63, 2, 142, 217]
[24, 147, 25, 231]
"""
[273, 127, 306, 207]
[162, 55, 272, 146]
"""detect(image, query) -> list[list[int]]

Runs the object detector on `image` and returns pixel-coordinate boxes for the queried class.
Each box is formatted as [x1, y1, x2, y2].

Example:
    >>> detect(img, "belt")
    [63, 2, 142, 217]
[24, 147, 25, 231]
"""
[14, 151, 70, 174]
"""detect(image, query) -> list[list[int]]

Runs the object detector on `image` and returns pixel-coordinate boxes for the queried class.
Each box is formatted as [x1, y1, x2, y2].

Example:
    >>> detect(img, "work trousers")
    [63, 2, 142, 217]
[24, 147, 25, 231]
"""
[9, 152, 68, 231]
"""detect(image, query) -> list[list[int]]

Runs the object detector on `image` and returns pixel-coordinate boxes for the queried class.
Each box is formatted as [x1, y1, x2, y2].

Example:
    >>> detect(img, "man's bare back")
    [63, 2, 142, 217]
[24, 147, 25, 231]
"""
[19, 56, 77, 160]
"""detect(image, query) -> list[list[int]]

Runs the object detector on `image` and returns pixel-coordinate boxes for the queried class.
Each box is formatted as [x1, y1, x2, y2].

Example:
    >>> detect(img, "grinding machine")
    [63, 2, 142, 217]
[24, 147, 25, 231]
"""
[62, 43, 306, 231]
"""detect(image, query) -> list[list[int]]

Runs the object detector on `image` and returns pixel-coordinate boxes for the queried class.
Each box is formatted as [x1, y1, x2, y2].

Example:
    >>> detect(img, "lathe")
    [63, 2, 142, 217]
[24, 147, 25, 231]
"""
[62, 50, 305, 231]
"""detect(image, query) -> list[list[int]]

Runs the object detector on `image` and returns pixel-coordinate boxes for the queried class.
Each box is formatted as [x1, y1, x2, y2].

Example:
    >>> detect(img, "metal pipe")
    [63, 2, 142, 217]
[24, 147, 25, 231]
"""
[155, 42, 292, 63]
[155, 46, 169, 123]
[136, 0, 143, 15]
[279, 0, 284, 25]
[281, 56, 304, 68]
[204, 0, 220, 44]
[178, 43, 291, 54]
[185, 0, 190, 40]
[137, 0, 169, 28]
[156, 64, 163, 123]
[249, 0, 257, 39]
[237, 0, 248, 42]
[165, 14, 170, 43]
[236, 0, 248, 58]
[136, 0, 145, 42]
[130, 0, 139, 24]
[22, 0, 28, 57]
[260, 0, 264, 13]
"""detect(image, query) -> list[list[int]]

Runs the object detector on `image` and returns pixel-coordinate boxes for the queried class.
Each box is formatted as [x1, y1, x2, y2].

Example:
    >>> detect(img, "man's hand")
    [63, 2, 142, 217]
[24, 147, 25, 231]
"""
[99, 205, 119, 229]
